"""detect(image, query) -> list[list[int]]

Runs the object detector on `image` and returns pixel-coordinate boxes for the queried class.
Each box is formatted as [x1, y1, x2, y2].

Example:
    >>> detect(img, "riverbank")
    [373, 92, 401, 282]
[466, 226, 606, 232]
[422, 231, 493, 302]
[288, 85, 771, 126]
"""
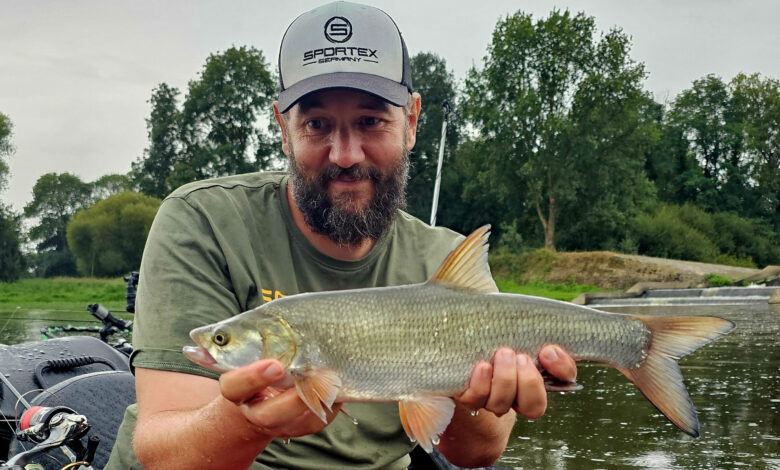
[489, 249, 764, 290]
[1, 253, 773, 313]
[0, 277, 126, 313]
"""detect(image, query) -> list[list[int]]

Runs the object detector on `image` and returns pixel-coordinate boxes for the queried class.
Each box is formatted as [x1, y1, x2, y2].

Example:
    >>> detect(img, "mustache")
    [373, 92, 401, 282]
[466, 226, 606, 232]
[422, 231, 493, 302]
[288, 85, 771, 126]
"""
[316, 165, 383, 185]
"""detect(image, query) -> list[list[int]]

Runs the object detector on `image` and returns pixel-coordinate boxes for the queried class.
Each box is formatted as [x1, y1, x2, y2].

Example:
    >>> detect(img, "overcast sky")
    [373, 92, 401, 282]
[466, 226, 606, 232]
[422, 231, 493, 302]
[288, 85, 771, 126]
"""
[1, 0, 779, 212]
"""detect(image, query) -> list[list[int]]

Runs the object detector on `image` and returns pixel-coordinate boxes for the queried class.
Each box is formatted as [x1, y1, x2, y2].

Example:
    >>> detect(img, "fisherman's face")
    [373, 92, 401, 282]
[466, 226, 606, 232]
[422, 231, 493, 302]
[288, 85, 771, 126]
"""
[275, 89, 420, 246]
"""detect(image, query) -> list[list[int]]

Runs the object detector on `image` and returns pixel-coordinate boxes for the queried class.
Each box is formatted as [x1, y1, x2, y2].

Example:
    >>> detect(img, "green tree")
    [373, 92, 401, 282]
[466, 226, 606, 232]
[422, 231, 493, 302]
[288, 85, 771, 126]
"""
[668, 75, 735, 181]
[132, 83, 182, 199]
[556, 31, 658, 250]
[0, 112, 13, 194]
[731, 73, 780, 228]
[67, 191, 161, 277]
[644, 103, 705, 205]
[0, 114, 23, 281]
[171, 46, 279, 188]
[0, 204, 25, 281]
[24, 173, 92, 276]
[463, 10, 656, 250]
[406, 52, 461, 222]
[665, 74, 759, 215]
[92, 173, 133, 201]
[438, 137, 512, 237]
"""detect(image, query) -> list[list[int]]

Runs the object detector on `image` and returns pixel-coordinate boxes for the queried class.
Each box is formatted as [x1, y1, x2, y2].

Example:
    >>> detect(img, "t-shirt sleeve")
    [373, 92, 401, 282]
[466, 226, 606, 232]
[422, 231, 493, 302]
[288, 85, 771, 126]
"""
[129, 196, 239, 379]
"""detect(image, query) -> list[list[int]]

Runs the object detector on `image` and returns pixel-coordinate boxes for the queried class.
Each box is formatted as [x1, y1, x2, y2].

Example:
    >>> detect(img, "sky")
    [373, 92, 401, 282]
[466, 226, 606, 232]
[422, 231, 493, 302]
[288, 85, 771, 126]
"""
[1, 0, 779, 212]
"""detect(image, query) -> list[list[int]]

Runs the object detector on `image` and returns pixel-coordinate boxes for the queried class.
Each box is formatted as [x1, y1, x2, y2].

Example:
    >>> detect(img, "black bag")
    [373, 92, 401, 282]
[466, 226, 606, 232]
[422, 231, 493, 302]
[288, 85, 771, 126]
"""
[0, 336, 131, 457]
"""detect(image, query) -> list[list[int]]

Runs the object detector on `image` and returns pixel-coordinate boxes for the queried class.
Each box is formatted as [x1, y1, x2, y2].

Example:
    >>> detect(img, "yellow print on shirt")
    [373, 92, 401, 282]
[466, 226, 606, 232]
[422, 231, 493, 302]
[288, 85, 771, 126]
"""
[261, 289, 285, 302]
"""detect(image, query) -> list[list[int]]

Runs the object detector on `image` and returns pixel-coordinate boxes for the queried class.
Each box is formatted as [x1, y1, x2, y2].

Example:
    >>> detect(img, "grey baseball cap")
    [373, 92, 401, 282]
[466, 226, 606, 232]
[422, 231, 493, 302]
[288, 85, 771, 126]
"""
[277, 1, 413, 113]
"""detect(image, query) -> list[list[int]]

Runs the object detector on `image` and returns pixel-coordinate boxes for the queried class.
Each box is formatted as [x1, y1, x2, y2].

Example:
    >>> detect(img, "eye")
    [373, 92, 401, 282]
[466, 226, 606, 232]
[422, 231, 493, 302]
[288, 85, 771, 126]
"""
[306, 119, 323, 130]
[361, 116, 381, 127]
[212, 330, 230, 347]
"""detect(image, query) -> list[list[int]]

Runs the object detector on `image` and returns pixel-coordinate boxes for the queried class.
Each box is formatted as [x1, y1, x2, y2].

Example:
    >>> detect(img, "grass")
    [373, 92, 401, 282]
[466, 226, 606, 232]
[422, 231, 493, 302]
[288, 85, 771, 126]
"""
[0, 276, 601, 315]
[0, 277, 127, 313]
[495, 278, 604, 302]
[702, 273, 733, 287]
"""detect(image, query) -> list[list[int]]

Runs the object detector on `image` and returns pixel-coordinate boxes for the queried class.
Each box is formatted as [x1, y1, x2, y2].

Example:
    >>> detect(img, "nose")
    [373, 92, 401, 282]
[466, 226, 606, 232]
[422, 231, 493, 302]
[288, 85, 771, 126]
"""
[329, 127, 365, 168]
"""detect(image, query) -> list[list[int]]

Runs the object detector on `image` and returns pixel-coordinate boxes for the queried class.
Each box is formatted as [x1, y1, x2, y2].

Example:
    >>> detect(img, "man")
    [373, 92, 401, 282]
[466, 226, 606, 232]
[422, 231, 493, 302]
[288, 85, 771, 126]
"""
[107, 2, 576, 469]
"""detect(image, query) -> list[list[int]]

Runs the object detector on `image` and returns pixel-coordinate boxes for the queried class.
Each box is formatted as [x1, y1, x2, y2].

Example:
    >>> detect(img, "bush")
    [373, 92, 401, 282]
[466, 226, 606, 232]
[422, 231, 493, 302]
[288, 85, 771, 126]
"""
[711, 212, 779, 267]
[713, 253, 756, 268]
[67, 191, 161, 277]
[497, 220, 525, 253]
[28, 249, 78, 277]
[617, 236, 639, 254]
[630, 203, 779, 266]
[703, 273, 732, 287]
[632, 205, 718, 261]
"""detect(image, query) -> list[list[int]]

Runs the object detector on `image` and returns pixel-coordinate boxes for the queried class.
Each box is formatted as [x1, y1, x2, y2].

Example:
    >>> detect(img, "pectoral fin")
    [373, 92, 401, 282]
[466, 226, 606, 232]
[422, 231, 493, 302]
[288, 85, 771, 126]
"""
[398, 396, 456, 452]
[293, 368, 342, 423]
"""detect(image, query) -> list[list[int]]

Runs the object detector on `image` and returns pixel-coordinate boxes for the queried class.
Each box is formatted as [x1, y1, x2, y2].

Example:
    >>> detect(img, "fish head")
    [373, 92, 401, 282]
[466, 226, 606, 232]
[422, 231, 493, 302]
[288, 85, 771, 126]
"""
[183, 309, 300, 372]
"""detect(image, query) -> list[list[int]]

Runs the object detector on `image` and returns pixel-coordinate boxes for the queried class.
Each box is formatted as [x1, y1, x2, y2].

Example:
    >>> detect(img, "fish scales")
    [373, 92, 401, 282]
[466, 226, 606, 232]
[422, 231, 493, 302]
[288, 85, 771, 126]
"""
[268, 283, 651, 401]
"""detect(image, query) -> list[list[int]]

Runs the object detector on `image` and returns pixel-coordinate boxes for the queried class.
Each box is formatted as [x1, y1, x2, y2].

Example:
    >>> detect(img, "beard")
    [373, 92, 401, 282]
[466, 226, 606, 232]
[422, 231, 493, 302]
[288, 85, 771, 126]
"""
[287, 145, 410, 247]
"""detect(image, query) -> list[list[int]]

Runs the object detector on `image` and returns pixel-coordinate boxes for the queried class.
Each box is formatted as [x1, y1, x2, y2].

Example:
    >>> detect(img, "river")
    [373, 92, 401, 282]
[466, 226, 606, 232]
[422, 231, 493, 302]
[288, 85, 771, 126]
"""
[499, 303, 780, 470]
[0, 303, 777, 469]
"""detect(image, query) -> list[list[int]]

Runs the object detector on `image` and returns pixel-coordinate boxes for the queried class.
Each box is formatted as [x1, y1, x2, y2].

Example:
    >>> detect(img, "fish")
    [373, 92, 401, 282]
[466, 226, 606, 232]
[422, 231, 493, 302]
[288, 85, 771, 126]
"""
[183, 225, 735, 452]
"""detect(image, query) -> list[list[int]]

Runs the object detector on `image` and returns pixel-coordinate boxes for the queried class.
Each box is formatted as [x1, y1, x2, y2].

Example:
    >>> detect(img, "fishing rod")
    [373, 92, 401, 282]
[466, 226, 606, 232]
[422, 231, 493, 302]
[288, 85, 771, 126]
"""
[429, 100, 451, 227]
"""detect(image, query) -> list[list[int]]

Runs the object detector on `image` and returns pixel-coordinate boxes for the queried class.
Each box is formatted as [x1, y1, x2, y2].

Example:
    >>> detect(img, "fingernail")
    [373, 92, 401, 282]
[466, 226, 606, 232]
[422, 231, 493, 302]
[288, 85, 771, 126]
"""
[542, 347, 559, 362]
[264, 363, 282, 378]
[517, 354, 529, 367]
[502, 349, 515, 362]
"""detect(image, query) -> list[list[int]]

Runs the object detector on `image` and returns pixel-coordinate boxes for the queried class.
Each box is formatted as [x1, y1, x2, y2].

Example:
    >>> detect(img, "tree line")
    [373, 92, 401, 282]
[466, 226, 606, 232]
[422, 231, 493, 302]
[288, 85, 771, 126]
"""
[1, 9, 778, 282]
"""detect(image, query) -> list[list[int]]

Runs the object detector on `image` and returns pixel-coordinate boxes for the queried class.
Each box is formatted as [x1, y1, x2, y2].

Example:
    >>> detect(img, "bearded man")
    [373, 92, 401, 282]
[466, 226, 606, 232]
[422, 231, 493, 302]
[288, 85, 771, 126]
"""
[107, 2, 576, 469]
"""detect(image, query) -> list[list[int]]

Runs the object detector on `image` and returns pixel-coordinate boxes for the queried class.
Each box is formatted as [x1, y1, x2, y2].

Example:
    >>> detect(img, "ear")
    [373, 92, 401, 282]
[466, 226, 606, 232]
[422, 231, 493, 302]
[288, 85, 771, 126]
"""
[273, 102, 291, 156]
[406, 92, 422, 150]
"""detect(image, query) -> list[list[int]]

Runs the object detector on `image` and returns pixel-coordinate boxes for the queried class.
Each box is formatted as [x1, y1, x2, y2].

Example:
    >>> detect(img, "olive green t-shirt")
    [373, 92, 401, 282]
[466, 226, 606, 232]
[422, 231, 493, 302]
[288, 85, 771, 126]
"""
[106, 172, 463, 469]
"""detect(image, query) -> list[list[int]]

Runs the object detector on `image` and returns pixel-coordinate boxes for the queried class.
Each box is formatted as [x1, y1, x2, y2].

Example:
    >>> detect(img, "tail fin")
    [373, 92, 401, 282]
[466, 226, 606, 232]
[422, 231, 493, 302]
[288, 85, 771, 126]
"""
[617, 315, 734, 437]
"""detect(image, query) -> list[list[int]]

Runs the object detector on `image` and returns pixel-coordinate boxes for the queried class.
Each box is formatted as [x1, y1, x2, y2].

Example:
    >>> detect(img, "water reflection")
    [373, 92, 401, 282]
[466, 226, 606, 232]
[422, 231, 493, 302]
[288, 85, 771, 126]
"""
[0, 308, 132, 345]
[500, 303, 779, 470]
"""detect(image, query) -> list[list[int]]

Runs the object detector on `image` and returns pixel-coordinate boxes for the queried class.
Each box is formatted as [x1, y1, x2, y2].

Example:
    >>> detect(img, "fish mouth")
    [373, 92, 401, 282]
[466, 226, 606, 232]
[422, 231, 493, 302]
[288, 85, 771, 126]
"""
[182, 345, 228, 372]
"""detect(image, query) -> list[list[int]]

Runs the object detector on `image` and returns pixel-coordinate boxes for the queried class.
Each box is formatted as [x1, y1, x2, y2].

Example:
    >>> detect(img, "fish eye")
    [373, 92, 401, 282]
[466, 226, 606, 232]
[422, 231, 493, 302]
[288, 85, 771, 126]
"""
[212, 330, 230, 347]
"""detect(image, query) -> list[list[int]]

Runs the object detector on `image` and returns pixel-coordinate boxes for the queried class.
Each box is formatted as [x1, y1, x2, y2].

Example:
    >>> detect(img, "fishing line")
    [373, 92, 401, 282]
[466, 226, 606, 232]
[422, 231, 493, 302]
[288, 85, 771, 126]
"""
[2, 309, 109, 316]
[60, 461, 90, 469]
[3, 317, 113, 323]
[0, 312, 17, 339]
[0, 371, 32, 410]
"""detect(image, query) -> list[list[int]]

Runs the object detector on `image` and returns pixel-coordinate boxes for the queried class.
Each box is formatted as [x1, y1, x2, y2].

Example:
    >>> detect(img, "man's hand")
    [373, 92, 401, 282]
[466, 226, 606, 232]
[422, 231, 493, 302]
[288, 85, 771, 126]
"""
[455, 345, 577, 419]
[219, 359, 342, 439]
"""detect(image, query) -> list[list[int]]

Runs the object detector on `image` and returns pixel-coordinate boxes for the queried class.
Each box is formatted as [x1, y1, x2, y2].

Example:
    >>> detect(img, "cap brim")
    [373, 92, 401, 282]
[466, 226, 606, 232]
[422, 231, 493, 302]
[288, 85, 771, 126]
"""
[277, 72, 409, 113]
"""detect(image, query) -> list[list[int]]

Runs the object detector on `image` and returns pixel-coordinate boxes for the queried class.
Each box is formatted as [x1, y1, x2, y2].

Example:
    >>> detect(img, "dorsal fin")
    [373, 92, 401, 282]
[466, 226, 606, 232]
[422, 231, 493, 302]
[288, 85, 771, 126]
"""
[428, 225, 498, 293]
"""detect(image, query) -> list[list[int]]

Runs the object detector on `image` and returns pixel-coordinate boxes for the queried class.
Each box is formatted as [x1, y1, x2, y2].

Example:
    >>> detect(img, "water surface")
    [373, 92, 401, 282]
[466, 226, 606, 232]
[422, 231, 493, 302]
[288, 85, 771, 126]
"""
[0, 304, 776, 469]
[499, 303, 779, 470]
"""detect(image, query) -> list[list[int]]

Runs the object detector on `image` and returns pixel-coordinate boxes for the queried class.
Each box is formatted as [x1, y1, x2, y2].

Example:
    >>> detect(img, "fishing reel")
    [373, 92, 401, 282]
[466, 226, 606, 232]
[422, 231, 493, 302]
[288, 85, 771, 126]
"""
[2, 406, 98, 470]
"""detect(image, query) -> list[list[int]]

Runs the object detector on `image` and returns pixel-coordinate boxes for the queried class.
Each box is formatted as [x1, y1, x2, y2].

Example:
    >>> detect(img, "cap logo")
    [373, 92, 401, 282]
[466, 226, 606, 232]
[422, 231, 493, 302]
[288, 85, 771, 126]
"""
[324, 16, 352, 43]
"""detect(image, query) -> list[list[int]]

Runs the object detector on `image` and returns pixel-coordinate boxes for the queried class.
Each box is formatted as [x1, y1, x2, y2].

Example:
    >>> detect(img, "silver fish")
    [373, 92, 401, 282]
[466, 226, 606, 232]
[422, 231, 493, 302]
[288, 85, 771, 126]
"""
[184, 226, 734, 451]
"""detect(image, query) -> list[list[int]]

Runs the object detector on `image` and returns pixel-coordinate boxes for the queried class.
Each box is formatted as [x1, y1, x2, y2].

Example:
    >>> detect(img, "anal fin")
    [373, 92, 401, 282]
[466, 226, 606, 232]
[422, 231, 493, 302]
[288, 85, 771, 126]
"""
[398, 396, 456, 452]
[293, 368, 342, 423]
